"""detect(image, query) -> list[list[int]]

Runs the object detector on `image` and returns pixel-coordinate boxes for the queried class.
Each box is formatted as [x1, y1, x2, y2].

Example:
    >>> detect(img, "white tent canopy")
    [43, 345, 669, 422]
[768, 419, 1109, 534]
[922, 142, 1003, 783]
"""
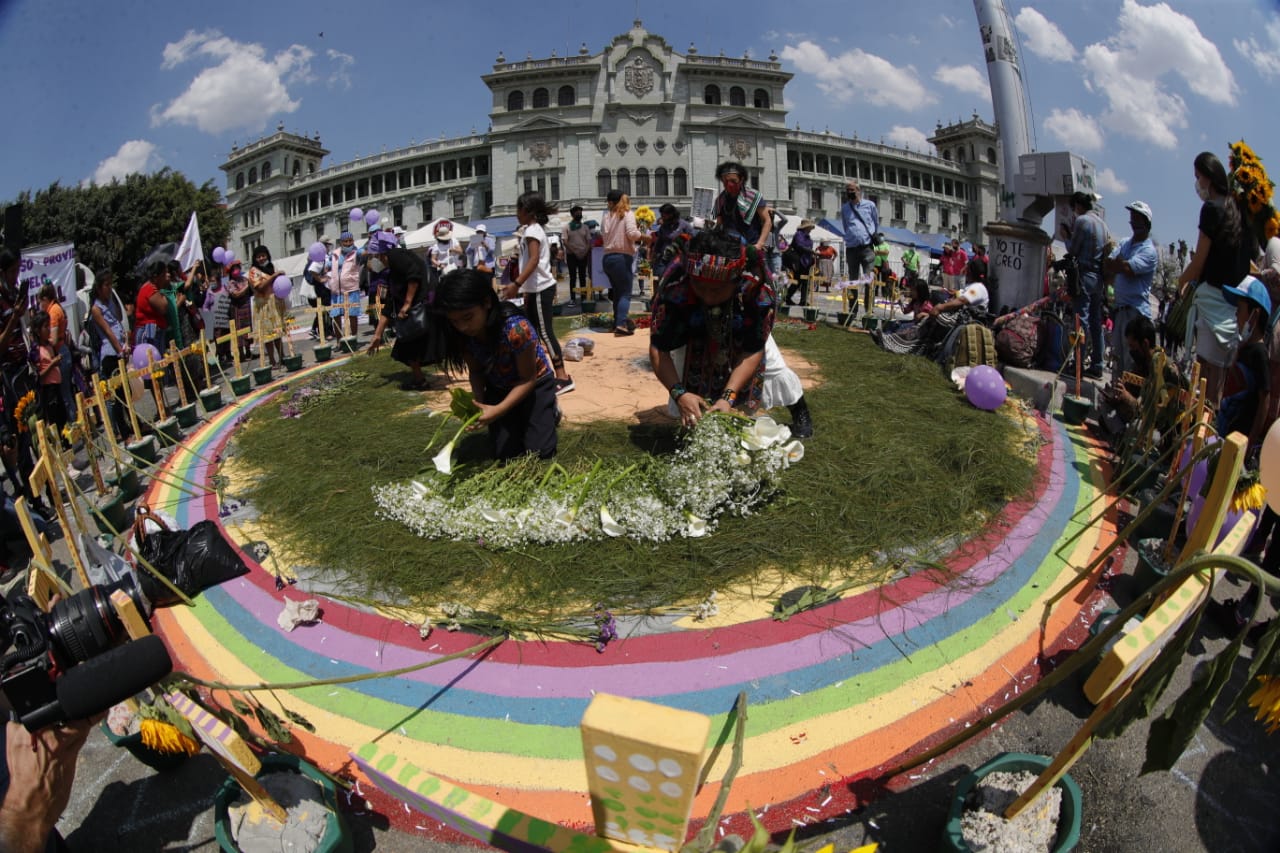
[777, 219, 844, 254]
[404, 218, 476, 249]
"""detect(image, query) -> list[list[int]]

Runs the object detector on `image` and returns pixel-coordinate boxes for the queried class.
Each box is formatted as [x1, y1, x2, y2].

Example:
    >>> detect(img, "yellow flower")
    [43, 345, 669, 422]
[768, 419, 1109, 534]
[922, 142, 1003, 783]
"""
[139, 719, 201, 755]
[1248, 675, 1280, 734]
[1230, 482, 1267, 512]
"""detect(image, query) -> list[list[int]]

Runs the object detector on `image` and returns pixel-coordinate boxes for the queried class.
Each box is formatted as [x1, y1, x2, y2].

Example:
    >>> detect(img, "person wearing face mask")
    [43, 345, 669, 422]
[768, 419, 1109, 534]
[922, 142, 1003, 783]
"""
[561, 205, 593, 300]
[1216, 276, 1271, 448]
[329, 231, 364, 342]
[840, 180, 879, 317]
[1103, 201, 1158, 379]
[428, 222, 463, 282]
[366, 231, 443, 390]
[1178, 151, 1253, 405]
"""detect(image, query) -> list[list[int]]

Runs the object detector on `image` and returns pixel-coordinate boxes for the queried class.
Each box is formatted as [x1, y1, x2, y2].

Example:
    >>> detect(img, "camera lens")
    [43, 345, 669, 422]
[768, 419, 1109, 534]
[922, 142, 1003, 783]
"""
[47, 587, 123, 665]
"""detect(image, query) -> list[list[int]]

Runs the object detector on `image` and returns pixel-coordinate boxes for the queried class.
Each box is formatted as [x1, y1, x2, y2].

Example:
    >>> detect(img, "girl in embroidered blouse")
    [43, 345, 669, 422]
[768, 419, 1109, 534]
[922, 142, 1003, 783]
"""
[438, 269, 559, 461]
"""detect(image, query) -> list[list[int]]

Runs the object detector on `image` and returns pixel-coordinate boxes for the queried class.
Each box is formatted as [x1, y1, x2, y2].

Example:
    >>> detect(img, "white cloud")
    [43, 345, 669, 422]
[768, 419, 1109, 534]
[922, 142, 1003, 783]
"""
[1043, 108, 1104, 151]
[89, 140, 160, 185]
[152, 30, 313, 135]
[326, 49, 355, 91]
[885, 126, 934, 153]
[781, 41, 934, 110]
[1234, 18, 1280, 80]
[1080, 0, 1236, 149]
[1095, 167, 1129, 196]
[933, 64, 989, 97]
[1013, 9, 1076, 62]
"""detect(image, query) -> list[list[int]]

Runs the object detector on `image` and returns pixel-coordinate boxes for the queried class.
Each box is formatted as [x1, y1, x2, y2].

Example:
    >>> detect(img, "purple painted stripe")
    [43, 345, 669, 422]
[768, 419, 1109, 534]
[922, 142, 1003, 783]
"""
[199, 426, 1071, 699]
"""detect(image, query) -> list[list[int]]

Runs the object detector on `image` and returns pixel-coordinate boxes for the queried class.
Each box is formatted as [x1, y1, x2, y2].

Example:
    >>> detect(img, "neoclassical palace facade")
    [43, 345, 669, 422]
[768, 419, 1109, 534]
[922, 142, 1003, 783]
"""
[221, 21, 999, 259]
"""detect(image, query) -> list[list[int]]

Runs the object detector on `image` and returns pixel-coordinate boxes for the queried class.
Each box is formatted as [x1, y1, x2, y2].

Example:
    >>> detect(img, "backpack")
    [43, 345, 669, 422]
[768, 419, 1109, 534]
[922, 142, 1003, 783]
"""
[1036, 311, 1071, 372]
[995, 312, 1040, 368]
[939, 323, 997, 375]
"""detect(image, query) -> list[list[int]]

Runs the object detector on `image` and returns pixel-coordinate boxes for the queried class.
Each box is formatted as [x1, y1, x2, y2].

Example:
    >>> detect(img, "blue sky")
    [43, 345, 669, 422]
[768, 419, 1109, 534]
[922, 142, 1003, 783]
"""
[0, 0, 1276, 248]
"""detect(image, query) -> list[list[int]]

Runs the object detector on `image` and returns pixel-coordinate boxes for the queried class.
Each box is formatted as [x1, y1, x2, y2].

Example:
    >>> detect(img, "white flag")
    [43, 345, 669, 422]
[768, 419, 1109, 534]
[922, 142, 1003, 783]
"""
[174, 211, 204, 273]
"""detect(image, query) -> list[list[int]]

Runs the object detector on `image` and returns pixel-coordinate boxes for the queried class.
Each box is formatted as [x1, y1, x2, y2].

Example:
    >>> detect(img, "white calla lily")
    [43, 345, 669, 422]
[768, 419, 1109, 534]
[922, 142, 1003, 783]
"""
[734, 450, 752, 467]
[481, 507, 505, 524]
[751, 416, 787, 447]
[410, 480, 429, 497]
[432, 442, 456, 475]
[781, 439, 805, 467]
[599, 506, 625, 537]
[685, 513, 708, 537]
[554, 507, 577, 528]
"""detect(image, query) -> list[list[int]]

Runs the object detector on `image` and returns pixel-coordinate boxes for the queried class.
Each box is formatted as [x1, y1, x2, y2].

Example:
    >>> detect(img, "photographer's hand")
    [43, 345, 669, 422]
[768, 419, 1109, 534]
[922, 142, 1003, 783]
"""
[0, 718, 95, 853]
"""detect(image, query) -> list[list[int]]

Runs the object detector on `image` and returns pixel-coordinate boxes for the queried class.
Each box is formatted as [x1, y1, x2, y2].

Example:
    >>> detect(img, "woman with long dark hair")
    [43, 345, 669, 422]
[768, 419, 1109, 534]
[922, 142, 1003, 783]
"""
[1179, 151, 1252, 404]
[439, 268, 558, 460]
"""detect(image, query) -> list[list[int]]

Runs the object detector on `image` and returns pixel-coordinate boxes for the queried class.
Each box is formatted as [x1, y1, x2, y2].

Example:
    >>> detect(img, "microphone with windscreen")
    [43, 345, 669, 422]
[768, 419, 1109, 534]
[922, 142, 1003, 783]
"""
[55, 635, 173, 723]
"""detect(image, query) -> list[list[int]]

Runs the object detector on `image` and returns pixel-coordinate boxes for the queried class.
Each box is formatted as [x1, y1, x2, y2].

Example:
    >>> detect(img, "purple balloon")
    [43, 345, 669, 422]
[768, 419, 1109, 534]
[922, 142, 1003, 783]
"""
[307, 242, 327, 263]
[364, 209, 380, 227]
[1180, 435, 1220, 499]
[964, 364, 1007, 411]
[223, 248, 237, 264]
[273, 276, 293, 299]
[130, 343, 160, 370]
[1184, 493, 1251, 548]
[211, 246, 226, 265]
[349, 207, 364, 223]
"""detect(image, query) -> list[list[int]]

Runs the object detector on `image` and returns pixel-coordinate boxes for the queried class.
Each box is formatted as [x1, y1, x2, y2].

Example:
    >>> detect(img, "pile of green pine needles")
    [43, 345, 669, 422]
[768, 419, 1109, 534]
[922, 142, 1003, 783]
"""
[230, 323, 1037, 622]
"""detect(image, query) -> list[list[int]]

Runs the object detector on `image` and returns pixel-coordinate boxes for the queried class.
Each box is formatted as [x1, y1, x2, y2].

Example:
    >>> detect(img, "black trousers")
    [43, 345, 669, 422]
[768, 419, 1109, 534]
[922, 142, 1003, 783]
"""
[566, 254, 590, 294]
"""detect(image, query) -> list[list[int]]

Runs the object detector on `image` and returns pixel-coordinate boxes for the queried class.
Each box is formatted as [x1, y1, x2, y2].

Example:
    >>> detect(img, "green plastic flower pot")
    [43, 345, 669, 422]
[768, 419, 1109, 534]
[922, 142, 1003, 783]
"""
[1133, 488, 1177, 540]
[340, 336, 360, 354]
[173, 402, 199, 429]
[1060, 395, 1092, 425]
[99, 720, 188, 772]
[313, 344, 333, 363]
[861, 316, 880, 331]
[836, 311, 852, 326]
[92, 489, 129, 536]
[126, 436, 157, 466]
[251, 365, 274, 387]
[229, 375, 252, 397]
[942, 752, 1082, 853]
[580, 300, 597, 313]
[107, 467, 140, 502]
[213, 752, 352, 853]
[283, 354, 304, 372]
[803, 308, 819, 323]
[198, 387, 224, 414]
[154, 416, 182, 447]
[1134, 539, 1172, 592]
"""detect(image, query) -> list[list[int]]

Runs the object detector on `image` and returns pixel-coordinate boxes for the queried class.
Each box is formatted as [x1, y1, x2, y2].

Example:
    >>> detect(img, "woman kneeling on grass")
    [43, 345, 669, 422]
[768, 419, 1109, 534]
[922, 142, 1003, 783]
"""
[438, 269, 559, 460]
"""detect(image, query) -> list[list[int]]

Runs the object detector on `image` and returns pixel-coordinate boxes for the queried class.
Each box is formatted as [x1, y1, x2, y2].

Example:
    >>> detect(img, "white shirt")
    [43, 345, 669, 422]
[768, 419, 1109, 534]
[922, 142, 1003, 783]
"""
[518, 223, 556, 294]
[959, 283, 989, 310]
[429, 240, 460, 273]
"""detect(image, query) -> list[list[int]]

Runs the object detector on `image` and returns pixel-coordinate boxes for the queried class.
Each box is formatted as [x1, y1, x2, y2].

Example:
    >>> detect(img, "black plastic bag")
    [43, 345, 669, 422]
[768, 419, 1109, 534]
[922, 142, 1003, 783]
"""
[133, 507, 250, 607]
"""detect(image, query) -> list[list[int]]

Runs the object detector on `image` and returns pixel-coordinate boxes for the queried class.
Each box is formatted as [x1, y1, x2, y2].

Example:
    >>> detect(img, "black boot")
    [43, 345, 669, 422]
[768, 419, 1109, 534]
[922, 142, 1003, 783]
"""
[787, 397, 814, 438]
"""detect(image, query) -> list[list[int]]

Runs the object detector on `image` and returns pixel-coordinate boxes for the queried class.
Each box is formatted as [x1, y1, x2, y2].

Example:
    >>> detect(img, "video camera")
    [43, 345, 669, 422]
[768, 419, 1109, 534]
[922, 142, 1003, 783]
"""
[0, 578, 173, 731]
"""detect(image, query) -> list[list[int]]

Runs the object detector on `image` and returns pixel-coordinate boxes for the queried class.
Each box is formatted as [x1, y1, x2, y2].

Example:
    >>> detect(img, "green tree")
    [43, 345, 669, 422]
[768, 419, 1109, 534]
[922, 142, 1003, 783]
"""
[3, 169, 230, 284]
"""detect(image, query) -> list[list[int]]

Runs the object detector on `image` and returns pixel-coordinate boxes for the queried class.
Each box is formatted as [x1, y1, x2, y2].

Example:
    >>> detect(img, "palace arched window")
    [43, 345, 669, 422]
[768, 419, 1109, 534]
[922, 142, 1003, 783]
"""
[235, 172, 245, 190]
[557, 85, 575, 106]
[248, 166, 257, 184]
[729, 86, 746, 107]
[261, 161, 272, 180]
[654, 167, 669, 196]
[507, 90, 524, 111]
[635, 168, 650, 197]
[673, 168, 688, 196]
[703, 85, 721, 105]
[616, 168, 631, 196]
[753, 88, 770, 109]
[597, 169, 611, 197]
[532, 88, 549, 108]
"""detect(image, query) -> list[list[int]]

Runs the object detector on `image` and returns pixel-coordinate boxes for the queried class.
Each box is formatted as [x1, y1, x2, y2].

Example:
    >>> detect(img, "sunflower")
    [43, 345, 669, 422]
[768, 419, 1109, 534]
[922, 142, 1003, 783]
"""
[1248, 675, 1280, 734]
[12, 391, 34, 433]
[634, 205, 656, 229]
[139, 718, 202, 755]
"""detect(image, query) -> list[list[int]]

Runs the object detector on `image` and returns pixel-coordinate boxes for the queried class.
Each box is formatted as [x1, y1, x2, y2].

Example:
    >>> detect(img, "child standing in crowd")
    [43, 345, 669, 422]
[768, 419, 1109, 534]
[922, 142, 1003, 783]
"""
[504, 192, 574, 394]
[226, 262, 254, 362]
[30, 311, 67, 435]
[205, 267, 233, 363]
[438, 268, 559, 461]
[1217, 276, 1271, 445]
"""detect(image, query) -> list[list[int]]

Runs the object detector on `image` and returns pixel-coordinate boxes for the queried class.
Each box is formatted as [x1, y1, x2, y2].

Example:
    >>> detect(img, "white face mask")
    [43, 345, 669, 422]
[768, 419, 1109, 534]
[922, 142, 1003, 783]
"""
[1239, 319, 1255, 343]
[368, 257, 386, 273]
[1195, 179, 1210, 202]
